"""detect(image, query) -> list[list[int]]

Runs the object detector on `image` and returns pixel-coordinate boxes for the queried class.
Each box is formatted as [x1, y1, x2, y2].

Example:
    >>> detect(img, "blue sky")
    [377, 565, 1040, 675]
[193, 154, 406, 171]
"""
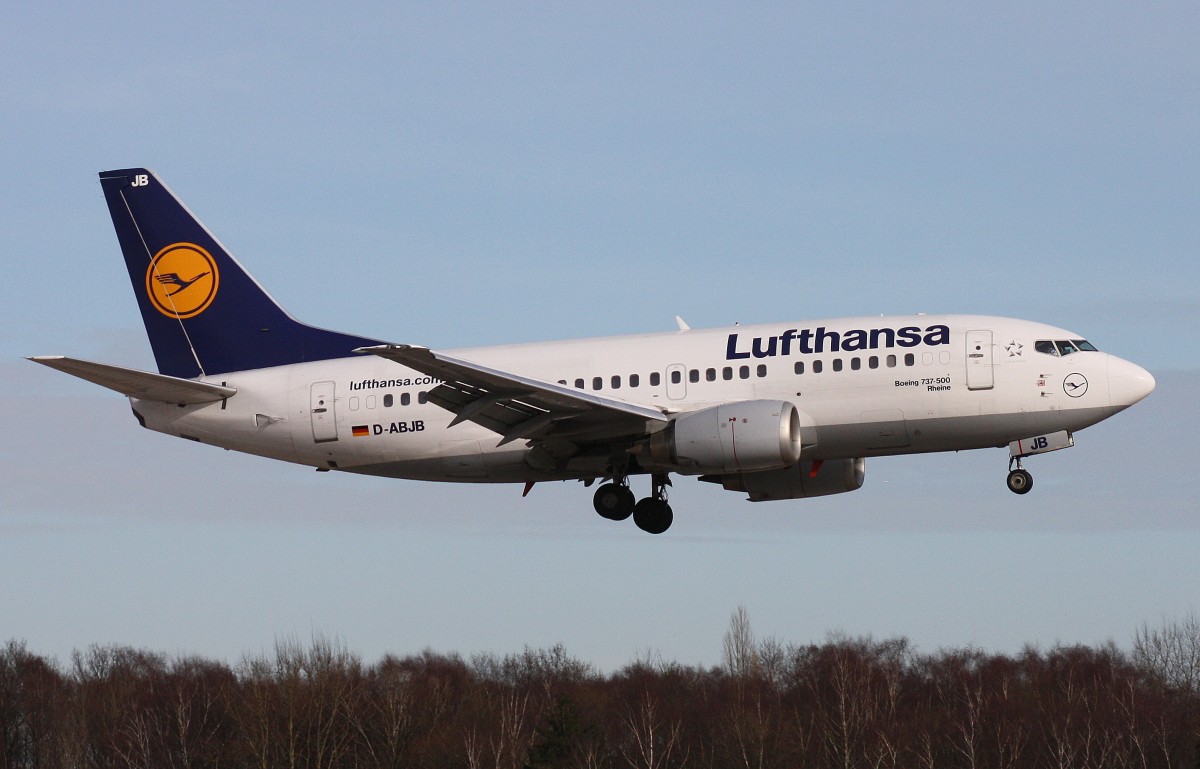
[2, 2, 1197, 669]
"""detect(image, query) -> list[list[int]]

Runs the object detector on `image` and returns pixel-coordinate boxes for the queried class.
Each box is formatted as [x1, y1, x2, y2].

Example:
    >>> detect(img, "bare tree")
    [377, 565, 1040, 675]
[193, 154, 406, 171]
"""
[722, 607, 758, 680]
[620, 688, 687, 769]
[348, 655, 418, 769]
[1134, 614, 1200, 695]
[1, 640, 79, 769]
[795, 633, 911, 769]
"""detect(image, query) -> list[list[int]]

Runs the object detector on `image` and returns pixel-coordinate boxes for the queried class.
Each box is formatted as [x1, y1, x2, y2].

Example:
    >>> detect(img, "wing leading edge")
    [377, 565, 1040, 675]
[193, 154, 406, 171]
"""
[355, 345, 668, 453]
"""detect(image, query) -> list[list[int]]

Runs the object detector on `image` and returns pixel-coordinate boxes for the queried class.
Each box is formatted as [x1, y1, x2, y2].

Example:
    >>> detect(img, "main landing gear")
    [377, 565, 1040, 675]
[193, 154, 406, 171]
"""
[592, 472, 673, 534]
[592, 482, 635, 520]
[1006, 456, 1033, 495]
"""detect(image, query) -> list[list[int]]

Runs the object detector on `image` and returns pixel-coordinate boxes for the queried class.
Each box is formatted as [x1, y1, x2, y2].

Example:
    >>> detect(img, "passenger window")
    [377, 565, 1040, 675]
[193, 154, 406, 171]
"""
[574, 378, 585, 389]
[794, 361, 805, 375]
[592, 377, 603, 390]
[611, 375, 621, 389]
[851, 358, 861, 371]
[833, 359, 843, 372]
[557, 379, 566, 385]
[904, 354, 915, 366]
[418, 392, 428, 404]
[756, 364, 767, 378]
[349, 397, 360, 411]
[689, 369, 699, 383]
[630, 374, 640, 387]
[739, 366, 750, 379]
[813, 360, 823, 374]
[722, 367, 733, 381]
[869, 356, 879, 369]
[650, 372, 661, 387]
[706, 368, 716, 382]
[887, 354, 897, 368]
[401, 393, 411, 406]
[383, 394, 393, 408]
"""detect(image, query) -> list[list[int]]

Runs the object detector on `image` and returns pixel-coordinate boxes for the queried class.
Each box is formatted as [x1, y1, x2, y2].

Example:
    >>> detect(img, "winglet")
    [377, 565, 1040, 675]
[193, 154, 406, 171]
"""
[675, 316, 690, 331]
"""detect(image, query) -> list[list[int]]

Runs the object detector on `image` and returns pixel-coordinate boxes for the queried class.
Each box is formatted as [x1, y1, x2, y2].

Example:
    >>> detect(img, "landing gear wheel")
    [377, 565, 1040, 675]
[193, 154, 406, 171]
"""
[633, 498, 673, 534]
[593, 483, 635, 520]
[1006, 469, 1033, 495]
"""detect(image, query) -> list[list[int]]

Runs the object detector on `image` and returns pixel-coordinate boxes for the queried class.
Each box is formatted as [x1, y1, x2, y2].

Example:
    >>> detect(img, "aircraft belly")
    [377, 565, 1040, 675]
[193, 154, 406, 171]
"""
[858, 409, 910, 449]
[815, 405, 1119, 458]
[339, 448, 558, 483]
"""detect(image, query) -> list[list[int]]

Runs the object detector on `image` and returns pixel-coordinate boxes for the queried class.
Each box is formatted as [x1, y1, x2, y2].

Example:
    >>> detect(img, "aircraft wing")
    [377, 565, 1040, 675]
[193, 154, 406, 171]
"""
[355, 345, 668, 449]
[28, 356, 236, 404]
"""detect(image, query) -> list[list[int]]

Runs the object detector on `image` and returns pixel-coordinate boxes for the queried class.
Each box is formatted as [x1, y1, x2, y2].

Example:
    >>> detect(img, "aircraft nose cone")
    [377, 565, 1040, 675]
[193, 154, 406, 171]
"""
[1108, 356, 1156, 408]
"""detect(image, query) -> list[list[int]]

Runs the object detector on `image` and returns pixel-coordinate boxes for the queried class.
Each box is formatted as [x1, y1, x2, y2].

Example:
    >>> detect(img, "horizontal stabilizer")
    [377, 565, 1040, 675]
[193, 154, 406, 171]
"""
[28, 356, 236, 404]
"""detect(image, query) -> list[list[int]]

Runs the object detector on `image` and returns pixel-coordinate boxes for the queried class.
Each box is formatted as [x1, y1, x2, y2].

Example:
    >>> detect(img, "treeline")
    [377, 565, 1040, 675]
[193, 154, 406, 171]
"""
[3, 612, 1200, 769]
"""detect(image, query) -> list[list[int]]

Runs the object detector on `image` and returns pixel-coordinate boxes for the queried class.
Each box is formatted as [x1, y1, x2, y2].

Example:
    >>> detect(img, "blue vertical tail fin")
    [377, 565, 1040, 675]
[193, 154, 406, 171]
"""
[99, 168, 380, 378]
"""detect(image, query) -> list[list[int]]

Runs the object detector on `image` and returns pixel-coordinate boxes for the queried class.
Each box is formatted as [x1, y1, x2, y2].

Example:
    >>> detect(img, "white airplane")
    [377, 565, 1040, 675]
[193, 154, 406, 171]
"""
[31, 168, 1156, 534]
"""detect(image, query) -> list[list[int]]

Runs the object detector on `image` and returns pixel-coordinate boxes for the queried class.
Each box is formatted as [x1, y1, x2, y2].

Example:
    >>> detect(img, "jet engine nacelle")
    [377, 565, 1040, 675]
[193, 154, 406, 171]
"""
[642, 400, 803, 474]
[707, 458, 866, 501]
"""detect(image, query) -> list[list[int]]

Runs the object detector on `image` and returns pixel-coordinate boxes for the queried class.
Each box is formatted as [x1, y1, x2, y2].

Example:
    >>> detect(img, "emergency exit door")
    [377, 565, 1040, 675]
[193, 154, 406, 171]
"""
[665, 364, 687, 400]
[965, 330, 994, 390]
[310, 381, 339, 443]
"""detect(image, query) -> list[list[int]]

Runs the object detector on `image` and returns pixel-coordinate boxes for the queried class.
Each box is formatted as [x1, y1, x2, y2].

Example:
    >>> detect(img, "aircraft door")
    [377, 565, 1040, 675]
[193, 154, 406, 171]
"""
[966, 330, 994, 390]
[310, 381, 339, 443]
[666, 364, 687, 400]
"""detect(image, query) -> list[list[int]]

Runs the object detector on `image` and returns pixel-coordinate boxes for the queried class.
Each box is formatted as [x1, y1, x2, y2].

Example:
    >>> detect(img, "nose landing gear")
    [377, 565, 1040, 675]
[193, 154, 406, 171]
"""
[1006, 460, 1034, 494]
[1005, 430, 1075, 495]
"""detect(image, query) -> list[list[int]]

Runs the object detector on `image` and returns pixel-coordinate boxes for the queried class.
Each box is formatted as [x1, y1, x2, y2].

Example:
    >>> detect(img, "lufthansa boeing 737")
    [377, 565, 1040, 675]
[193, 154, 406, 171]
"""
[30, 169, 1156, 533]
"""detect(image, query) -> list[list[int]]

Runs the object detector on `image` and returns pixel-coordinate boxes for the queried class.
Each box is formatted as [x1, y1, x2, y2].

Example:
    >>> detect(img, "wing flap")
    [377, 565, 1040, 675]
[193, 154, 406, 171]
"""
[28, 356, 236, 404]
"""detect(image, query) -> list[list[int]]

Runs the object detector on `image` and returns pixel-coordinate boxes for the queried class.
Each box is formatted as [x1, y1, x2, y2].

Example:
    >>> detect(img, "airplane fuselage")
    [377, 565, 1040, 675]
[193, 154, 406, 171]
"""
[130, 313, 1149, 484]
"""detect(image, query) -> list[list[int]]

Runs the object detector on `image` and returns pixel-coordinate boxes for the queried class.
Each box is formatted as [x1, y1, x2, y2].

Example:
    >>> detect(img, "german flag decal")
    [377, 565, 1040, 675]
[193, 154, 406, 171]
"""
[351, 425, 369, 437]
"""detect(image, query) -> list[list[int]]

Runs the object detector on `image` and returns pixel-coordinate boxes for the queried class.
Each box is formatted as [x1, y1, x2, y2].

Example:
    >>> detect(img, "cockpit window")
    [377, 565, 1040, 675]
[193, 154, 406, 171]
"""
[1036, 339, 1099, 357]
